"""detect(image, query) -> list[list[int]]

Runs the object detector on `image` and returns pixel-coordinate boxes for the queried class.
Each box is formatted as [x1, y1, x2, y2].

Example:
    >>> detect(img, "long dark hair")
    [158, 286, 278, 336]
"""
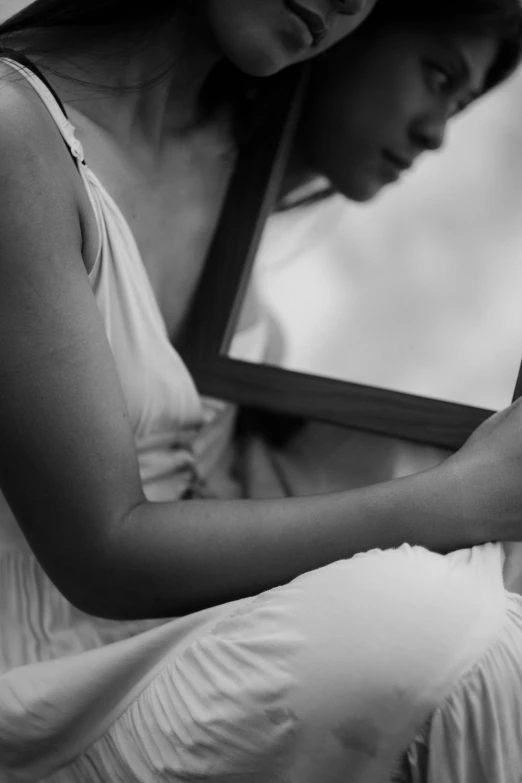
[0, 0, 199, 95]
[365, 0, 522, 91]
[0, 0, 179, 33]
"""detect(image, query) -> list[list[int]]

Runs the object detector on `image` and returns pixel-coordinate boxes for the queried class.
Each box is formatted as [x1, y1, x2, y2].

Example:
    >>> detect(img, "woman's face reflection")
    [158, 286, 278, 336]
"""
[299, 25, 497, 201]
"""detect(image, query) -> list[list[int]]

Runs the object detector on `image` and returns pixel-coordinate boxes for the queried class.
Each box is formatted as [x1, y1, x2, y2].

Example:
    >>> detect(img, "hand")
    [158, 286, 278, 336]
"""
[443, 396, 522, 543]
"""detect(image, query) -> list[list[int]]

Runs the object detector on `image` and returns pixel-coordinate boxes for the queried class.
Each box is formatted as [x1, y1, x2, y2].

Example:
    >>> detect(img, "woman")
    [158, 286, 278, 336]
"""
[0, 1, 521, 781]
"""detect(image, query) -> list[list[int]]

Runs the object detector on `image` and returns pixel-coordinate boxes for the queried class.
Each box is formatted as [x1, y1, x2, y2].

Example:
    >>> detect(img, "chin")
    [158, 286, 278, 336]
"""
[335, 178, 382, 203]
[229, 47, 287, 76]
[211, 24, 296, 77]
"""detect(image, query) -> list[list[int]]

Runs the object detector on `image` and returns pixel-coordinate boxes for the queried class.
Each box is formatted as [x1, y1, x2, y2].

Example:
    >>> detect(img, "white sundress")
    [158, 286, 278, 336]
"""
[0, 56, 522, 783]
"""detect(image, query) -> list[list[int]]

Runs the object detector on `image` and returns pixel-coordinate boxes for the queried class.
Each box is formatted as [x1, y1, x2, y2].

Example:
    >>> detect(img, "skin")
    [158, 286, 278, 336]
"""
[25, 0, 376, 342]
[27, 0, 378, 150]
[298, 24, 497, 201]
[0, 15, 521, 620]
[204, 0, 378, 76]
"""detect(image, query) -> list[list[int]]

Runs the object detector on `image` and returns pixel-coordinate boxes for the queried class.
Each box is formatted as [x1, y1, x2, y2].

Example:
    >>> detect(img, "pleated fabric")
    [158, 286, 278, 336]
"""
[1, 543, 515, 782]
[392, 591, 522, 783]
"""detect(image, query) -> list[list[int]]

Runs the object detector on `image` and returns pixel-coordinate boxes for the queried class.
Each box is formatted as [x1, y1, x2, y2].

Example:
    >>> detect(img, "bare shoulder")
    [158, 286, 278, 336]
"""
[0, 60, 97, 264]
[0, 60, 83, 216]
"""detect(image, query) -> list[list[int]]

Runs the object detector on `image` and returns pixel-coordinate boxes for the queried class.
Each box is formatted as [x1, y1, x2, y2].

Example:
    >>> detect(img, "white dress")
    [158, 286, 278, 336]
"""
[1, 57, 522, 783]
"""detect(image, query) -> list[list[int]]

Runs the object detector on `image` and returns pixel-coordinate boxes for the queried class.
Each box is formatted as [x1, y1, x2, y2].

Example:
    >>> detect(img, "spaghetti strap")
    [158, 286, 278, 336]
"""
[0, 54, 85, 166]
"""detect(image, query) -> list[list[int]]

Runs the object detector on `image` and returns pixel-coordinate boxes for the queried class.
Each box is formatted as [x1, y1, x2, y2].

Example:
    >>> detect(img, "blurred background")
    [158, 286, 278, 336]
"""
[0, 0, 22, 21]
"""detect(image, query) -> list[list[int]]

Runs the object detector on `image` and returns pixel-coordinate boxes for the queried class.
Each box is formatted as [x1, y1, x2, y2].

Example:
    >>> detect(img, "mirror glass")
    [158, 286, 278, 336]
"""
[228, 66, 522, 413]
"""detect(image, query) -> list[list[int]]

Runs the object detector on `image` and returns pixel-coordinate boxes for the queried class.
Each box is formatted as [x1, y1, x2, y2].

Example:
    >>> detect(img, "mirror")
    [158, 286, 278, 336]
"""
[180, 61, 522, 450]
[230, 64, 522, 411]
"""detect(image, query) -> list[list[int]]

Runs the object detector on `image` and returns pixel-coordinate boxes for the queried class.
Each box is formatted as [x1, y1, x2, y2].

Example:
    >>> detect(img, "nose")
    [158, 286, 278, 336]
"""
[332, 0, 369, 14]
[411, 113, 448, 152]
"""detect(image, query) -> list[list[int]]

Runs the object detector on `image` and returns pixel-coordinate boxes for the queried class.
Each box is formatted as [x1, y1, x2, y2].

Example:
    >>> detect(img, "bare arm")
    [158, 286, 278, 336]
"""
[0, 85, 517, 622]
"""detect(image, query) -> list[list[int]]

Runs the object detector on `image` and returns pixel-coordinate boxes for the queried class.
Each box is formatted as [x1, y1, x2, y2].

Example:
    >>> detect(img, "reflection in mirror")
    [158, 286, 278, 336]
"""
[229, 63, 522, 413]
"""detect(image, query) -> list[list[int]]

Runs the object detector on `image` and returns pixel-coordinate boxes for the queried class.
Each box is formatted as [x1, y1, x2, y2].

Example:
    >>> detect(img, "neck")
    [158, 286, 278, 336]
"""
[32, 8, 223, 151]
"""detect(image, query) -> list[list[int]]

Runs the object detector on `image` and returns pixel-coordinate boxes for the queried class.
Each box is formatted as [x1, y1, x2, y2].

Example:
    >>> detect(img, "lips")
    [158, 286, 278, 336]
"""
[383, 150, 413, 171]
[283, 0, 328, 46]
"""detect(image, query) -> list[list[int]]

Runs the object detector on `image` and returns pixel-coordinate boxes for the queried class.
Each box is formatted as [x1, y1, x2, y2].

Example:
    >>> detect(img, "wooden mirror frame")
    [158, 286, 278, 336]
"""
[178, 64, 522, 451]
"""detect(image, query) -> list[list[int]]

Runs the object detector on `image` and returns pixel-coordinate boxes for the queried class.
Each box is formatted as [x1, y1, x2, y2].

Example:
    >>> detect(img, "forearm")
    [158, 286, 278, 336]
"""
[88, 461, 485, 620]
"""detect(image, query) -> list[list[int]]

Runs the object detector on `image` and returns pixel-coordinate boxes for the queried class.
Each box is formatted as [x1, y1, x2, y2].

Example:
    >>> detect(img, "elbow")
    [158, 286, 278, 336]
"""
[44, 505, 156, 620]
[50, 561, 135, 620]
[54, 562, 241, 621]
[61, 581, 199, 622]
[41, 538, 148, 620]
[37, 502, 231, 620]
[49, 550, 190, 621]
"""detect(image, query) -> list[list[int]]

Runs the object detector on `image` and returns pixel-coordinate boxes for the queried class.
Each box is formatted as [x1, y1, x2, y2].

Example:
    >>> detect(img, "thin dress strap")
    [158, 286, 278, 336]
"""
[0, 51, 85, 166]
[0, 51, 105, 264]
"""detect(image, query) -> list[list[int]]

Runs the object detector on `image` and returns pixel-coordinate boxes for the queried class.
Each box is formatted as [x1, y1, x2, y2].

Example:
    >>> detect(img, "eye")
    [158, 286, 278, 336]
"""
[425, 62, 454, 94]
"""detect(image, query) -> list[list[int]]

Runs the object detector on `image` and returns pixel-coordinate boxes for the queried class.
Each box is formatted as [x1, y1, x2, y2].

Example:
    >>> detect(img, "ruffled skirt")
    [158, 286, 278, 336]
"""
[1, 541, 519, 783]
